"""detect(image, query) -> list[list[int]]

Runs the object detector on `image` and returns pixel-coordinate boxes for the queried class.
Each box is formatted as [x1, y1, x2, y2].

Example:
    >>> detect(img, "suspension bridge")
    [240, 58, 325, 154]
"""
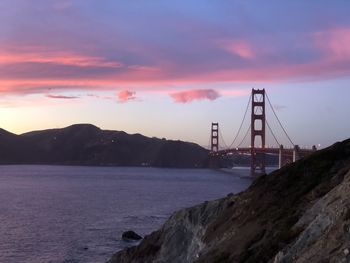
[209, 88, 316, 176]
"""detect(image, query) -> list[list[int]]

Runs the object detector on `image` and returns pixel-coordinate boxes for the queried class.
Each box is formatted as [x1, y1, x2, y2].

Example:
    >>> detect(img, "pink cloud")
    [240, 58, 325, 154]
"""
[87, 93, 114, 100]
[2, 28, 350, 99]
[128, 65, 160, 72]
[314, 28, 350, 59]
[0, 52, 348, 97]
[219, 39, 255, 59]
[170, 89, 220, 103]
[0, 47, 123, 68]
[219, 89, 251, 97]
[117, 90, 136, 103]
[46, 94, 79, 99]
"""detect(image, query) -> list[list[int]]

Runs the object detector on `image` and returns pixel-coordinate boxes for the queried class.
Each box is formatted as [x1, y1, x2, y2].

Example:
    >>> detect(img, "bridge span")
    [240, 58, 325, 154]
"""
[209, 89, 316, 176]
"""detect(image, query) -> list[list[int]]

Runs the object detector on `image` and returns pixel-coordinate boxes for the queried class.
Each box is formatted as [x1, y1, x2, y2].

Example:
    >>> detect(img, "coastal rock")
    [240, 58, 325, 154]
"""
[109, 197, 229, 263]
[122, 231, 143, 242]
[108, 138, 350, 263]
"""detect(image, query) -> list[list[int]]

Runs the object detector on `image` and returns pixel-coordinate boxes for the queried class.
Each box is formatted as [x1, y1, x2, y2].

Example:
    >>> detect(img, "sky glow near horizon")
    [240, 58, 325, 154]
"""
[0, 0, 350, 148]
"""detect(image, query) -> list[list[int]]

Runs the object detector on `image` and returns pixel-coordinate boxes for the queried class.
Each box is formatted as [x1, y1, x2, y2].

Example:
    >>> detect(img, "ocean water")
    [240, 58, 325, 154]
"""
[0, 165, 251, 263]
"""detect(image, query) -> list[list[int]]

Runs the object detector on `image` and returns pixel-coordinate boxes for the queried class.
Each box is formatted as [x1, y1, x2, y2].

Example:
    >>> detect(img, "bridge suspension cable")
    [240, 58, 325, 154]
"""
[228, 93, 252, 148]
[237, 124, 251, 148]
[266, 119, 280, 146]
[207, 130, 212, 150]
[266, 92, 295, 146]
[218, 128, 229, 149]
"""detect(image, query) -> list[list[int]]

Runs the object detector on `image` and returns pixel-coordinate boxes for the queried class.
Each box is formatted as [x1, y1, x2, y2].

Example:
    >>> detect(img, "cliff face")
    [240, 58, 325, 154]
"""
[109, 139, 350, 263]
[0, 124, 208, 168]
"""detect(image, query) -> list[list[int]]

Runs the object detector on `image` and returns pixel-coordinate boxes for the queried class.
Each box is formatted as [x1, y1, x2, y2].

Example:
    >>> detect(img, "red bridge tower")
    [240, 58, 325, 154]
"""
[251, 89, 266, 176]
[211, 122, 219, 152]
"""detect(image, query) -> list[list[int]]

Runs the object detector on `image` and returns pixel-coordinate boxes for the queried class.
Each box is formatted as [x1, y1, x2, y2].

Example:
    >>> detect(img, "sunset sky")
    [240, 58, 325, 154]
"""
[1, 0, 350, 148]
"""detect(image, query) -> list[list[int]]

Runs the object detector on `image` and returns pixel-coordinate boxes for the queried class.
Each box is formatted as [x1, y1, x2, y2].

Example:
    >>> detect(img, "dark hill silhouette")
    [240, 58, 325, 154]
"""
[0, 124, 208, 168]
[0, 128, 37, 163]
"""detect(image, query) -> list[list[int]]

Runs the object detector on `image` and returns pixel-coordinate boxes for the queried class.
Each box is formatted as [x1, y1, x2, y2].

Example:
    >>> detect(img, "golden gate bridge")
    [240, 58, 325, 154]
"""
[209, 88, 316, 176]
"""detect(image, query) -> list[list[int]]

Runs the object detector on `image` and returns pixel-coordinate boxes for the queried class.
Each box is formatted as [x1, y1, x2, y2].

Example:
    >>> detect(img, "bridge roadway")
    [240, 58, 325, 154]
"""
[209, 146, 316, 170]
[209, 147, 314, 156]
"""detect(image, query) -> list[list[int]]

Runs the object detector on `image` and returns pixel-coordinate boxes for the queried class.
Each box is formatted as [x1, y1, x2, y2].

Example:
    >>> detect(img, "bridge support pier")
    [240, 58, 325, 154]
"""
[208, 154, 220, 169]
[293, 145, 300, 162]
[279, 144, 283, 169]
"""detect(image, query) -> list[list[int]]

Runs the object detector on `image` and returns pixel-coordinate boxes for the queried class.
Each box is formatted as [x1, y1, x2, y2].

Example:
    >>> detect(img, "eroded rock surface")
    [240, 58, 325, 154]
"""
[108, 139, 350, 263]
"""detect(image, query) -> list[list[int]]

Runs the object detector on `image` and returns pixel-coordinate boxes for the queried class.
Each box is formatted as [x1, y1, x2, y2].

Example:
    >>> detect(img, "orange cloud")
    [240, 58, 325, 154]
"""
[170, 89, 220, 103]
[117, 90, 136, 103]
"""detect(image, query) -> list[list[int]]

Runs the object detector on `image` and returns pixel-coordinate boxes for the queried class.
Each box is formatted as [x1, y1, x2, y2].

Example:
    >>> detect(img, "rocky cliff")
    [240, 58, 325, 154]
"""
[108, 138, 350, 263]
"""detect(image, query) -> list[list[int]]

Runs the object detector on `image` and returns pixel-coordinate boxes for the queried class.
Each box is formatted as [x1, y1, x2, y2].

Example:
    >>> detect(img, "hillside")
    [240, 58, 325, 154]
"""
[0, 124, 208, 168]
[109, 138, 350, 262]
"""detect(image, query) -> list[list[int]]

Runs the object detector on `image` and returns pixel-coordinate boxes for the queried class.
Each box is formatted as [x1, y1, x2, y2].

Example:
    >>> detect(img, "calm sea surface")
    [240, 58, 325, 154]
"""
[0, 165, 252, 263]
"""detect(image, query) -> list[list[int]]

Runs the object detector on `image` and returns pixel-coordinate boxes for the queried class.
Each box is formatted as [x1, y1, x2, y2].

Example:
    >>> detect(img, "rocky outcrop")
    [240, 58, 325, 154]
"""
[273, 168, 350, 263]
[122, 231, 143, 242]
[108, 138, 350, 263]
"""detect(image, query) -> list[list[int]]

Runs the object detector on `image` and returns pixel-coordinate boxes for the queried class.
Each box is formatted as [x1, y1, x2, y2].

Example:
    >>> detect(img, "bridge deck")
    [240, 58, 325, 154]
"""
[210, 147, 315, 156]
